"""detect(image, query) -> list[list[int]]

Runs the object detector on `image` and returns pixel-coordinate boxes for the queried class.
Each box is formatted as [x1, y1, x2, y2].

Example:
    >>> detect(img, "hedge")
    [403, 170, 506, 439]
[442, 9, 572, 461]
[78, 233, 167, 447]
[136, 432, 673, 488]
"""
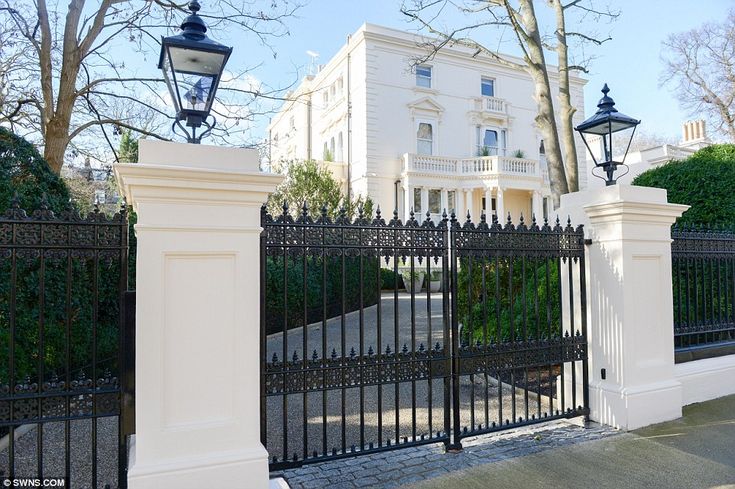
[632, 144, 735, 226]
[456, 257, 562, 346]
[265, 256, 380, 335]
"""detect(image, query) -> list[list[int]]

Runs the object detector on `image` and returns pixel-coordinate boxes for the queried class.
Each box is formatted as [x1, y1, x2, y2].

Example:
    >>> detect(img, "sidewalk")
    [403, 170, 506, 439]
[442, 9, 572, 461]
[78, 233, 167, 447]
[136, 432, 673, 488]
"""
[403, 395, 735, 489]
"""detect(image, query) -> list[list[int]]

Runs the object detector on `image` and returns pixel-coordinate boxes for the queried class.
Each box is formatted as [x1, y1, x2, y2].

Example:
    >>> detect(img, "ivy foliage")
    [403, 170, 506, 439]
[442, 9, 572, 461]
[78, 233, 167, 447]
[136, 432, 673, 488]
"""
[0, 127, 71, 213]
[632, 144, 735, 226]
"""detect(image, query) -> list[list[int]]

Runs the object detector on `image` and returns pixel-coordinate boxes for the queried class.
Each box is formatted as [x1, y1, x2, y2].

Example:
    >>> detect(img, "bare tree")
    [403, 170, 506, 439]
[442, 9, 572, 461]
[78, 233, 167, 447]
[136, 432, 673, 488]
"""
[401, 0, 616, 203]
[0, 0, 301, 174]
[661, 10, 735, 142]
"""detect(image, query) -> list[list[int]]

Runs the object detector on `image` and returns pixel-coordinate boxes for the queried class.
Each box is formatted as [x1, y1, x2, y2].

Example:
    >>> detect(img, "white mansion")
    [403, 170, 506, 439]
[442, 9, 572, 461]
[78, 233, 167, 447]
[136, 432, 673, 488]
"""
[268, 23, 588, 222]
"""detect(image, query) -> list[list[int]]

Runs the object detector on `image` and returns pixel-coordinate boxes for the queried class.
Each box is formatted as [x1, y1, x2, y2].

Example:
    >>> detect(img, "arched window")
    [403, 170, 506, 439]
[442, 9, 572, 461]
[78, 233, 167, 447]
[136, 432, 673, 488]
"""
[337, 132, 344, 162]
[417, 122, 433, 155]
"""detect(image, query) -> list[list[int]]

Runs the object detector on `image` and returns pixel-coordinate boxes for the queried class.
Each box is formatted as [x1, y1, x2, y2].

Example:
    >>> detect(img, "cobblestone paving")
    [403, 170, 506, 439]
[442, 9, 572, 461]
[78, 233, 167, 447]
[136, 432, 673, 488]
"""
[274, 420, 619, 489]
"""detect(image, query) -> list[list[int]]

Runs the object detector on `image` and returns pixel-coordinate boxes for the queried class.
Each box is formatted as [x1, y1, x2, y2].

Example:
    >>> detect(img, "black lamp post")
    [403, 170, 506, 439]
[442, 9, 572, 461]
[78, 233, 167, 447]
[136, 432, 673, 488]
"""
[575, 84, 640, 186]
[158, 1, 233, 144]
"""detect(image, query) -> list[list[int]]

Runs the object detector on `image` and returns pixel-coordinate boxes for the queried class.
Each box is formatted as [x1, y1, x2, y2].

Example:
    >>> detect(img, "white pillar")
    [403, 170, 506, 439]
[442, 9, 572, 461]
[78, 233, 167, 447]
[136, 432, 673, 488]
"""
[404, 183, 413, 222]
[455, 188, 464, 219]
[464, 189, 473, 220]
[115, 140, 283, 489]
[420, 187, 429, 219]
[532, 191, 543, 221]
[559, 185, 688, 430]
[496, 188, 505, 223]
[484, 188, 493, 219]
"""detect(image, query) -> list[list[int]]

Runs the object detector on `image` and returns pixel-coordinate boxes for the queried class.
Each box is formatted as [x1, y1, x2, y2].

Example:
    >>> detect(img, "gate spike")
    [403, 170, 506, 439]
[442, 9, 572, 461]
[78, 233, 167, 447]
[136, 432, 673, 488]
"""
[292, 350, 299, 362]
[331, 348, 338, 360]
[271, 352, 279, 363]
[480, 210, 486, 223]
[466, 210, 471, 222]
[349, 347, 356, 358]
[418, 343, 425, 353]
[376, 205, 382, 219]
[402, 343, 408, 354]
[434, 342, 441, 352]
[321, 204, 328, 218]
[367, 345, 374, 356]
[312, 349, 319, 361]
[506, 212, 512, 225]
[385, 345, 392, 355]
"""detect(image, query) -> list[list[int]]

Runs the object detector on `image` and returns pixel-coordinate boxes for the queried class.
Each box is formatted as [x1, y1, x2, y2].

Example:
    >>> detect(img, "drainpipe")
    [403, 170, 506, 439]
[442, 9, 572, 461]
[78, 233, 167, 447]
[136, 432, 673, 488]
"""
[307, 95, 312, 161]
[267, 119, 272, 172]
[394, 179, 401, 214]
[346, 35, 352, 205]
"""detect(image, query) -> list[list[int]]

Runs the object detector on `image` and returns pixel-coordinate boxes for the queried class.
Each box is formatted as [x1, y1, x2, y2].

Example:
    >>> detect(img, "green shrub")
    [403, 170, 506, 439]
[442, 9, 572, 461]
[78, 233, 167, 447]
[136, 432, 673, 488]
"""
[380, 267, 404, 290]
[632, 144, 735, 226]
[456, 257, 562, 345]
[265, 256, 380, 335]
[0, 129, 124, 384]
[0, 126, 71, 214]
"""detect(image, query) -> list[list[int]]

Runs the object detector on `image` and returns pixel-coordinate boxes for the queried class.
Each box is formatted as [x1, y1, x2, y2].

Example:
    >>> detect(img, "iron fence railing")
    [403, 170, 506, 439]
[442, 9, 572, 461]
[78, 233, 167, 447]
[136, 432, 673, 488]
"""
[671, 224, 735, 353]
[0, 197, 131, 488]
[260, 203, 589, 470]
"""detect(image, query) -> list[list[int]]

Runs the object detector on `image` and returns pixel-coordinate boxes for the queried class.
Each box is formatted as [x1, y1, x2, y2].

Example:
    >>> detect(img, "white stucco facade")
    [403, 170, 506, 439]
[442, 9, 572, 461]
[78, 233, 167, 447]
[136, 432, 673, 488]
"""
[268, 23, 588, 222]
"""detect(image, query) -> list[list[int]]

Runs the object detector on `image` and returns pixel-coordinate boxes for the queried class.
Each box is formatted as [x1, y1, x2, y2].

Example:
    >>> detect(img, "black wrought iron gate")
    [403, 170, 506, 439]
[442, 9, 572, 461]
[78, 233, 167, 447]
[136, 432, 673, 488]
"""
[0, 198, 133, 488]
[260, 204, 588, 471]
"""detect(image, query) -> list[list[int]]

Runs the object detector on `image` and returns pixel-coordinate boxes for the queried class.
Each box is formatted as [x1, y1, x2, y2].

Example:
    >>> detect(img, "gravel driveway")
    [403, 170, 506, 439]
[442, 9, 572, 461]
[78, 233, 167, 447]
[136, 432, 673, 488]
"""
[264, 291, 553, 463]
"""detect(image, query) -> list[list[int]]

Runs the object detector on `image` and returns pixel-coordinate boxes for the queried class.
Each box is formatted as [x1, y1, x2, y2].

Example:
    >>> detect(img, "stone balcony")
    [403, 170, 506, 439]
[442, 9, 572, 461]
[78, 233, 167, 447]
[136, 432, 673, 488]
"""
[402, 153, 542, 180]
[470, 96, 509, 116]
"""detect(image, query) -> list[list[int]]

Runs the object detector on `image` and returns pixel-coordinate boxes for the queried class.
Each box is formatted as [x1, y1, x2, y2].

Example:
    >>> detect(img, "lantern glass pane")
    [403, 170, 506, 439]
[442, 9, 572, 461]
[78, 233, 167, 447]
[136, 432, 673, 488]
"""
[161, 50, 182, 113]
[177, 73, 216, 112]
[168, 46, 226, 75]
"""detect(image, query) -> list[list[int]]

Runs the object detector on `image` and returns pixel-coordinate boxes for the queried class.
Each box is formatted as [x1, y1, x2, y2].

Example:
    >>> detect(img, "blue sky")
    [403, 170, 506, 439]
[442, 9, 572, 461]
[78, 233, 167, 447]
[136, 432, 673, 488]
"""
[235, 0, 731, 142]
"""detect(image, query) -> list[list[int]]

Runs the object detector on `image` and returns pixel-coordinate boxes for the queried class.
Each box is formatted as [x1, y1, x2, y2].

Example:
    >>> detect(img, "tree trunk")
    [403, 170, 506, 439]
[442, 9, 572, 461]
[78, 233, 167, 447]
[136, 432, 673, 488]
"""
[550, 0, 579, 192]
[44, 118, 70, 174]
[517, 0, 569, 208]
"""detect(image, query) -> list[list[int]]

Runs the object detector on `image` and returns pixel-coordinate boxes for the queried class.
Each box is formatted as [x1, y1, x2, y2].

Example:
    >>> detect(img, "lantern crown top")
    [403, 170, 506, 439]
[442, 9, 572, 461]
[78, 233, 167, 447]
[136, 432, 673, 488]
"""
[596, 83, 616, 114]
[575, 83, 640, 134]
[180, 1, 207, 41]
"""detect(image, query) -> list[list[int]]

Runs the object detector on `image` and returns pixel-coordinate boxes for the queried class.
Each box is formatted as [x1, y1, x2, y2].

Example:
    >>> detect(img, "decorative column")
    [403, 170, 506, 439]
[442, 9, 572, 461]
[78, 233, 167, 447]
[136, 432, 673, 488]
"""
[532, 191, 543, 221]
[559, 185, 688, 430]
[496, 188, 505, 222]
[115, 140, 283, 489]
[464, 189, 473, 220]
[403, 183, 413, 222]
[420, 187, 429, 218]
[456, 189, 464, 218]
[484, 188, 493, 219]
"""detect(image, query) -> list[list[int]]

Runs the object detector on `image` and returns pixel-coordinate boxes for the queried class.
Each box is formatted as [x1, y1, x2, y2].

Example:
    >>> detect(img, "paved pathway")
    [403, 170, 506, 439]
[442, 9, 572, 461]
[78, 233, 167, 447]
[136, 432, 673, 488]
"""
[406, 394, 735, 489]
[275, 419, 617, 489]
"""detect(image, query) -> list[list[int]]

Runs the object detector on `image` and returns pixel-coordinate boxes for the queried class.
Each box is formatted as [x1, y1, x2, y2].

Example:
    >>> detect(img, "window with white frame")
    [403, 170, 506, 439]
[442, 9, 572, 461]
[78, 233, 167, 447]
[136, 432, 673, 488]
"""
[428, 189, 441, 214]
[481, 77, 495, 97]
[416, 65, 432, 88]
[417, 122, 433, 155]
[447, 191, 456, 213]
[337, 132, 343, 162]
[322, 91, 328, 108]
[413, 188, 422, 214]
[337, 77, 343, 94]
[483, 130, 498, 155]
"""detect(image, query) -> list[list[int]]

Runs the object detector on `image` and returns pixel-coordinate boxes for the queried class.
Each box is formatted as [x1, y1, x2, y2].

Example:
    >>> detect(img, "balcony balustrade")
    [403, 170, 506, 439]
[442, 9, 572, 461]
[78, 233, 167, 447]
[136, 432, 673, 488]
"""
[402, 153, 540, 178]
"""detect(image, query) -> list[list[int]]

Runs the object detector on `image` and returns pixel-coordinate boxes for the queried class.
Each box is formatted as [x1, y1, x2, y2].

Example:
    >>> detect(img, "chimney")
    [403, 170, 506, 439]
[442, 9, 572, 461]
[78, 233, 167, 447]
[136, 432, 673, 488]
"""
[680, 119, 709, 149]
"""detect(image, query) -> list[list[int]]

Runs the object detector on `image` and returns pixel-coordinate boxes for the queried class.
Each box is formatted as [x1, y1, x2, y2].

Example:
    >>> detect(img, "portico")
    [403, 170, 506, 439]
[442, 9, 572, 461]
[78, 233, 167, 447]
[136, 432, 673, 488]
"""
[399, 153, 551, 223]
